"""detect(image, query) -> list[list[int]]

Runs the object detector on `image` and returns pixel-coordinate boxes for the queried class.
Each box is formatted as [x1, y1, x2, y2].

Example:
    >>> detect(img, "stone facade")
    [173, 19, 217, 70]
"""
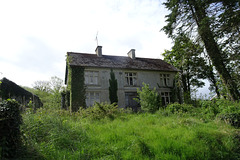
[65, 46, 179, 110]
[84, 68, 175, 108]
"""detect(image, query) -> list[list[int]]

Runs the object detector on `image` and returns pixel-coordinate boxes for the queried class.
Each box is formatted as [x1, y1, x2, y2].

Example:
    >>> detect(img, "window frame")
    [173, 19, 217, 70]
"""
[125, 72, 137, 86]
[161, 92, 171, 106]
[85, 71, 99, 85]
[85, 91, 100, 106]
[159, 74, 170, 87]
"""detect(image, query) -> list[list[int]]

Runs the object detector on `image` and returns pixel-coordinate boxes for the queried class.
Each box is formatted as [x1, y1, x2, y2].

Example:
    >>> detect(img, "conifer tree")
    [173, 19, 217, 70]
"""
[109, 69, 118, 104]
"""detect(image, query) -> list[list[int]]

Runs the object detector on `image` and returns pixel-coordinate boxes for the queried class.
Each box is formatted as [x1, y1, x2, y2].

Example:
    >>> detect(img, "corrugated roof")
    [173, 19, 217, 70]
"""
[67, 52, 179, 72]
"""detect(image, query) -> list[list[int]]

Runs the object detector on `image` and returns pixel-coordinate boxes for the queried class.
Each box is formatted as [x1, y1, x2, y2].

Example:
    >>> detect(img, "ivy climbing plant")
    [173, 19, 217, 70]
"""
[66, 56, 86, 112]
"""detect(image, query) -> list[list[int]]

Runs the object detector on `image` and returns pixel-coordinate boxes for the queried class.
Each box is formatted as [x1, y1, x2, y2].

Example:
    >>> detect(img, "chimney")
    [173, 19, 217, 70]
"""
[127, 49, 135, 59]
[95, 46, 102, 57]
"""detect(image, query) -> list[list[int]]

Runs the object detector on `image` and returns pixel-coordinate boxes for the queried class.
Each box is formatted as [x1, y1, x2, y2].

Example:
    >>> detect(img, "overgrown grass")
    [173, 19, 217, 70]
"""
[19, 102, 240, 160]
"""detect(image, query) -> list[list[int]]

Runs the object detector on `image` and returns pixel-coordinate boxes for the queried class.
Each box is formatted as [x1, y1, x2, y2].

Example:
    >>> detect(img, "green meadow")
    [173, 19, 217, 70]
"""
[19, 101, 240, 160]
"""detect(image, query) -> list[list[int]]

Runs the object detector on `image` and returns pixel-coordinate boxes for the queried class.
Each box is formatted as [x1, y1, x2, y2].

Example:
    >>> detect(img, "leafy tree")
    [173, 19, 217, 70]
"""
[109, 69, 118, 104]
[135, 83, 161, 113]
[201, 54, 221, 98]
[163, 34, 205, 103]
[162, 0, 240, 101]
[30, 76, 65, 108]
[32, 80, 51, 93]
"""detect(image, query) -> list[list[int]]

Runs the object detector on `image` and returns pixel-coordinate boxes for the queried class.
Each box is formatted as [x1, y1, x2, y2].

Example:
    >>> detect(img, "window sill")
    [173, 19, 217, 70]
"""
[124, 85, 139, 87]
[85, 84, 101, 86]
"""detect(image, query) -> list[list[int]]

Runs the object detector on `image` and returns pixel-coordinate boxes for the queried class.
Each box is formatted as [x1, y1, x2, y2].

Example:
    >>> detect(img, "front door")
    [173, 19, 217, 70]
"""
[125, 92, 140, 112]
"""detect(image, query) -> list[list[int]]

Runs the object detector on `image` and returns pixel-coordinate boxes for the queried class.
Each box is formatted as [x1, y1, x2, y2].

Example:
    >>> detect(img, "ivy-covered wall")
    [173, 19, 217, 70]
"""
[67, 65, 86, 112]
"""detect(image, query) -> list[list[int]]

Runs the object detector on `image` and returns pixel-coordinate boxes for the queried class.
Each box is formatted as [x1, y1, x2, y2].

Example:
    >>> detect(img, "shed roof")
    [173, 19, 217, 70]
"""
[67, 52, 179, 72]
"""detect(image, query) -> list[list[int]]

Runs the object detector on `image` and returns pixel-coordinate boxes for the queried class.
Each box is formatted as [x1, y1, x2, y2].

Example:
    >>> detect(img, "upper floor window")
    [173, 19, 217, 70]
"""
[160, 74, 170, 87]
[125, 72, 137, 86]
[85, 71, 99, 85]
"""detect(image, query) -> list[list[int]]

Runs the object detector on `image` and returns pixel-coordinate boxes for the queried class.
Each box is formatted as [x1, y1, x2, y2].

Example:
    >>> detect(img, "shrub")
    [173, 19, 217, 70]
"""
[0, 99, 22, 159]
[135, 83, 161, 113]
[218, 103, 240, 128]
[77, 102, 122, 120]
[164, 103, 193, 115]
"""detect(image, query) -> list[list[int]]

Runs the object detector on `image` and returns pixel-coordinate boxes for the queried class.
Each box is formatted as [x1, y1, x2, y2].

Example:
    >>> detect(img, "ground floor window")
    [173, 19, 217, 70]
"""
[161, 92, 171, 106]
[86, 92, 100, 106]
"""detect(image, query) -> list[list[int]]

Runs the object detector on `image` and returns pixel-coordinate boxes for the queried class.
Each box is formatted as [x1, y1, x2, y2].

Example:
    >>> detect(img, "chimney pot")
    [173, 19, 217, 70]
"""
[127, 49, 135, 59]
[95, 46, 102, 57]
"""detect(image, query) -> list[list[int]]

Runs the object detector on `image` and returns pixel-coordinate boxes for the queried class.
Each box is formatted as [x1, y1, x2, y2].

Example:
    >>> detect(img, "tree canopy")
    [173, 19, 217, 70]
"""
[162, 0, 240, 100]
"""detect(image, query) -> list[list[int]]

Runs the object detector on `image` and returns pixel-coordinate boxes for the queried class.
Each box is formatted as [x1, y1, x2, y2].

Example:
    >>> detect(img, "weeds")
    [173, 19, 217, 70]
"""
[20, 104, 240, 160]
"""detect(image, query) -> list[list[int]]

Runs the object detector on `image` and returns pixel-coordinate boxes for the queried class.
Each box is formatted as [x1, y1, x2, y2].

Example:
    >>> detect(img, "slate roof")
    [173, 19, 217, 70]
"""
[67, 52, 179, 72]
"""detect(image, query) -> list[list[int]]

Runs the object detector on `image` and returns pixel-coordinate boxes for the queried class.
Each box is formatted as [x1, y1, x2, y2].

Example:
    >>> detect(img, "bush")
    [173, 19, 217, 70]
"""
[163, 103, 193, 116]
[198, 100, 220, 120]
[217, 102, 240, 128]
[197, 99, 240, 127]
[77, 102, 122, 120]
[135, 83, 161, 113]
[0, 99, 22, 159]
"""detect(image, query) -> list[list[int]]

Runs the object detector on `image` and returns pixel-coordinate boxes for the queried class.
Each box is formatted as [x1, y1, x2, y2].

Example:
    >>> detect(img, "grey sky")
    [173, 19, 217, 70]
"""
[0, 0, 209, 97]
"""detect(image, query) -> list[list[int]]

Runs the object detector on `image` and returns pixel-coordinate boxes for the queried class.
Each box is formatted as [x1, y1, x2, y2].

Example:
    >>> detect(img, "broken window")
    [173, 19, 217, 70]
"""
[160, 74, 170, 87]
[125, 72, 137, 86]
[161, 92, 171, 106]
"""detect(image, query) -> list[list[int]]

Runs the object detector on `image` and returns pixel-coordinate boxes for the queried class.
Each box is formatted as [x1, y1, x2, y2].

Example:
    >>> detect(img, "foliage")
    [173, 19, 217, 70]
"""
[109, 69, 118, 104]
[77, 102, 123, 120]
[20, 107, 240, 160]
[0, 99, 22, 159]
[162, 0, 240, 101]
[135, 83, 161, 113]
[66, 62, 86, 111]
[163, 34, 206, 102]
[165, 103, 194, 115]
[32, 80, 51, 93]
[28, 76, 65, 109]
[217, 100, 240, 128]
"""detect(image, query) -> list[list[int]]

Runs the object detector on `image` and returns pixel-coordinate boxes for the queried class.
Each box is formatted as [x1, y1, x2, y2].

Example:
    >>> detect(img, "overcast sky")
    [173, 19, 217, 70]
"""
[0, 0, 209, 96]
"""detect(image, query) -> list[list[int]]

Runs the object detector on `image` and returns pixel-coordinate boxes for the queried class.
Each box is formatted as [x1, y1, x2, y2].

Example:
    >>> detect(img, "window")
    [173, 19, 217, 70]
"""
[161, 92, 171, 106]
[86, 92, 100, 106]
[125, 72, 137, 86]
[160, 74, 170, 87]
[85, 71, 99, 85]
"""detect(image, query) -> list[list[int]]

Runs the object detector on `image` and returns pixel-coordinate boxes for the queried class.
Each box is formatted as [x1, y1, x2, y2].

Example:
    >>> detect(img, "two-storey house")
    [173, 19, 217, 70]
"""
[65, 46, 178, 111]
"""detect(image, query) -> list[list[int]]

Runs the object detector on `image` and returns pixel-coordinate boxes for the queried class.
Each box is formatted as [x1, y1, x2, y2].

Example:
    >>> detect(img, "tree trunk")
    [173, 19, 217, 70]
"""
[190, 2, 240, 101]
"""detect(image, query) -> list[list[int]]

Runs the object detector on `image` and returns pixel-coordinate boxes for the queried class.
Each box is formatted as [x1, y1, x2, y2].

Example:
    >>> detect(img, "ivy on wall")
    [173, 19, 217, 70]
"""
[66, 56, 86, 112]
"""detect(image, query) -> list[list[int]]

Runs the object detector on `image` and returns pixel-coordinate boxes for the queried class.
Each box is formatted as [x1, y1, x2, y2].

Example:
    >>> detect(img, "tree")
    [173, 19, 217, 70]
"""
[31, 76, 65, 108]
[162, 0, 240, 101]
[32, 80, 51, 93]
[50, 76, 64, 94]
[201, 54, 221, 98]
[135, 83, 161, 113]
[163, 34, 205, 103]
[109, 69, 118, 104]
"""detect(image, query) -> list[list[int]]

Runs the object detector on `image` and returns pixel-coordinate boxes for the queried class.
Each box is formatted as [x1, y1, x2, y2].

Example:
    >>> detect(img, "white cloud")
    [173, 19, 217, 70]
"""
[0, 0, 173, 87]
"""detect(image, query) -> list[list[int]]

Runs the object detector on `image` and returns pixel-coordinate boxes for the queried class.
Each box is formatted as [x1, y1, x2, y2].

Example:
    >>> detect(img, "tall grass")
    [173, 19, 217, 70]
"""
[20, 105, 240, 160]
